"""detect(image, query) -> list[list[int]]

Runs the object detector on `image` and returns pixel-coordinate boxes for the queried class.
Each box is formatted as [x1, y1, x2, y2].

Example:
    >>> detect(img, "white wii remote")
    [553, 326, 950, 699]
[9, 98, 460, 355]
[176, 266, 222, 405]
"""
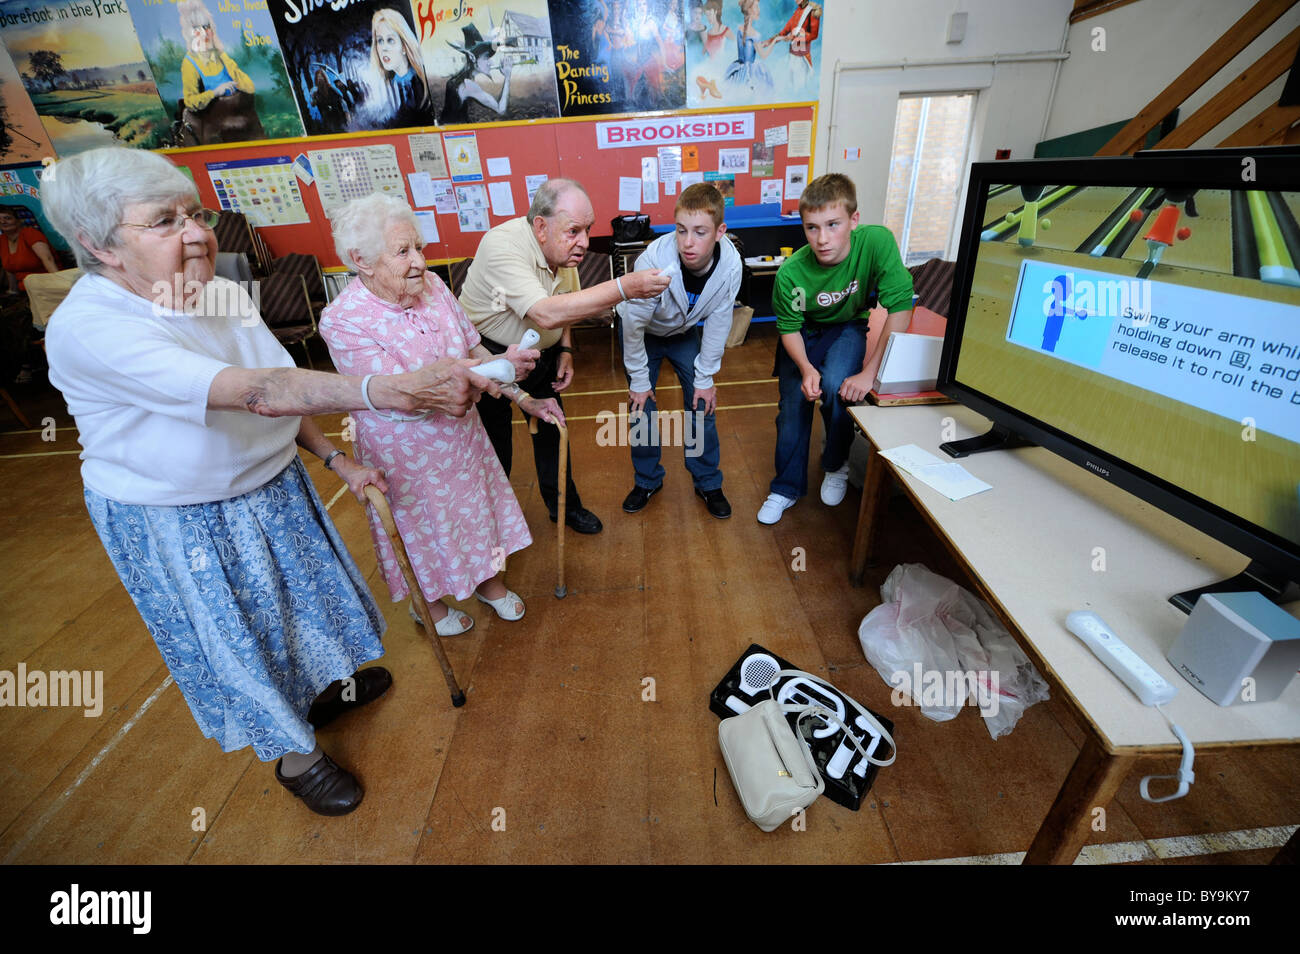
[1065, 611, 1177, 706]
[477, 330, 543, 383]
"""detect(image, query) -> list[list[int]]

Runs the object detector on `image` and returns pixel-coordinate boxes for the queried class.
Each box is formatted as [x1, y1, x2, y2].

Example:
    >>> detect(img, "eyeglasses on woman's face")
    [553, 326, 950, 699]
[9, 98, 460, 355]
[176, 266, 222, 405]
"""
[118, 207, 221, 237]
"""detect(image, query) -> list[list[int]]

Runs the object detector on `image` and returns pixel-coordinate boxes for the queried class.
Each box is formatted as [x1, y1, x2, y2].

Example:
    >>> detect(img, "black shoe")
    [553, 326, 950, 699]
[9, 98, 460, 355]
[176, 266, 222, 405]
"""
[275, 753, 364, 816]
[306, 667, 393, 729]
[622, 484, 661, 513]
[549, 506, 603, 534]
[695, 487, 732, 519]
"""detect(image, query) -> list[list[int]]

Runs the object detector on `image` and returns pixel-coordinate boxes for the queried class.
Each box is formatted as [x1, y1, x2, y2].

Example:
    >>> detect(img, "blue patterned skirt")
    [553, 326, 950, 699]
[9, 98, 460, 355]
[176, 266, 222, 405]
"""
[85, 457, 386, 761]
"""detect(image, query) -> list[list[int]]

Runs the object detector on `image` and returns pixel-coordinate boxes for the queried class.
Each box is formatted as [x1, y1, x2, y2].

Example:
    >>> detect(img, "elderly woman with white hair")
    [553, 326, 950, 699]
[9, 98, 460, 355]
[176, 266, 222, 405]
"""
[41, 148, 520, 817]
[321, 193, 556, 636]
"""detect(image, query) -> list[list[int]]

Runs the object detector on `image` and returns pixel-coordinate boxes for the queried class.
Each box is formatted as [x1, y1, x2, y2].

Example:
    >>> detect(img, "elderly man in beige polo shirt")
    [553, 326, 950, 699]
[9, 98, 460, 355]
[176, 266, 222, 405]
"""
[459, 178, 669, 534]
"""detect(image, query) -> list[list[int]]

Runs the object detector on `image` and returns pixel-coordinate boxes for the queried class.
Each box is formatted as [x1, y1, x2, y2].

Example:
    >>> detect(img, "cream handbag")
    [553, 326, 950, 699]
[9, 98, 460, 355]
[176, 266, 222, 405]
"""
[717, 669, 895, 832]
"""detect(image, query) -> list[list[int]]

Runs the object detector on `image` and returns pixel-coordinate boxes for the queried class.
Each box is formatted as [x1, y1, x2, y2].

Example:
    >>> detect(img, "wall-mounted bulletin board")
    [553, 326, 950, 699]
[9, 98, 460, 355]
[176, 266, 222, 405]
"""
[163, 103, 817, 268]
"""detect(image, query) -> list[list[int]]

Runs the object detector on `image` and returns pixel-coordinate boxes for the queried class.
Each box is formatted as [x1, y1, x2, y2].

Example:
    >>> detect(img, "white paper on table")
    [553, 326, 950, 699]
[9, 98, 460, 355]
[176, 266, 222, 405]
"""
[486, 156, 512, 177]
[787, 120, 812, 158]
[878, 444, 945, 476]
[488, 180, 516, 217]
[407, 172, 437, 208]
[764, 126, 788, 147]
[431, 179, 458, 214]
[414, 210, 439, 244]
[760, 178, 783, 205]
[525, 173, 548, 202]
[618, 176, 641, 211]
[879, 444, 992, 501]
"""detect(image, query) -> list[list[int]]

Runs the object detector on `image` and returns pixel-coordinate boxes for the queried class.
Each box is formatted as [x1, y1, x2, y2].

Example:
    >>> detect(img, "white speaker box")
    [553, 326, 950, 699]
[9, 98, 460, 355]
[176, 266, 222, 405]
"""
[1166, 592, 1300, 706]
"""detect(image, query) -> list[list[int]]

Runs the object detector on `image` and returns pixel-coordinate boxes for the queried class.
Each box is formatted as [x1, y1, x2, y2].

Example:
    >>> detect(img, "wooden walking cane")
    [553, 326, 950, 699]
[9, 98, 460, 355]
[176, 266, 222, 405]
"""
[528, 414, 568, 598]
[363, 485, 467, 708]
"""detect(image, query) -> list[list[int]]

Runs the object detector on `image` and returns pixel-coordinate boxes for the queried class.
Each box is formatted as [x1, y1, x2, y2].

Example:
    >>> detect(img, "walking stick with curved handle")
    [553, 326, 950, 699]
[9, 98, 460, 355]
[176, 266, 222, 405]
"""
[363, 484, 467, 708]
[528, 414, 568, 598]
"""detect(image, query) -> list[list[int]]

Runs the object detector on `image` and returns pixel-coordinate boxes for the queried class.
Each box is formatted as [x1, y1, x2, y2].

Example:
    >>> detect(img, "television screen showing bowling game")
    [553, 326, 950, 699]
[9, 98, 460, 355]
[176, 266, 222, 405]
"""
[939, 149, 1300, 601]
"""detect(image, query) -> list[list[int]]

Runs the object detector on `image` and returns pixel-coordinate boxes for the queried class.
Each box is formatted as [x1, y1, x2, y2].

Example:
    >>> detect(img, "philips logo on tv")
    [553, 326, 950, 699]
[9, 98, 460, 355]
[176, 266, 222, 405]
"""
[1084, 460, 1110, 477]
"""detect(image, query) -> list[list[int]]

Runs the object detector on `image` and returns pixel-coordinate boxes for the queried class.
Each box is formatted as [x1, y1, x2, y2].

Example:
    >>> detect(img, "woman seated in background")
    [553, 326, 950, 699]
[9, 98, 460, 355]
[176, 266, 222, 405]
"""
[0, 205, 58, 293]
[321, 193, 558, 636]
[41, 147, 521, 817]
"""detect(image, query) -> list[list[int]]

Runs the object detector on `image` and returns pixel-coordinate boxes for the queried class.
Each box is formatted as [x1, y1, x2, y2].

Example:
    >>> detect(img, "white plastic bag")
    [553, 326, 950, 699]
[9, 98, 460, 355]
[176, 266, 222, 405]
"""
[857, 564, 1050, 739]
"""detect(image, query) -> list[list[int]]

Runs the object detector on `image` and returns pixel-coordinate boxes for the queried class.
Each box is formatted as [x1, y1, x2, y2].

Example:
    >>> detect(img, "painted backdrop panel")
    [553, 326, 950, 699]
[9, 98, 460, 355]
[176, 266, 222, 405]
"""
[685, 0, 821, 109]
[0, 0, 171, 154]
[0, 41, 56, 163]
[267, 0, 436, 135]
[416, 0, 559, 125]
[546, 0, 686, 117]
[126, 0, 304, 145]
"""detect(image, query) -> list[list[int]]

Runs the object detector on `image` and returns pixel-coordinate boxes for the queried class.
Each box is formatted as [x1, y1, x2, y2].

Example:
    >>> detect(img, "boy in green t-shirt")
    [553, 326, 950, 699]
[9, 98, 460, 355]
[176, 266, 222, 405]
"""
[758, 173, 914, 524]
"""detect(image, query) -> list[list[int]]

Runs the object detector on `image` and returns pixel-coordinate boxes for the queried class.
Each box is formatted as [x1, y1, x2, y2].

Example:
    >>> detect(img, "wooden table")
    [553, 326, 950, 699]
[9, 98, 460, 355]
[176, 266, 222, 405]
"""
[848, 403, 1300, 864]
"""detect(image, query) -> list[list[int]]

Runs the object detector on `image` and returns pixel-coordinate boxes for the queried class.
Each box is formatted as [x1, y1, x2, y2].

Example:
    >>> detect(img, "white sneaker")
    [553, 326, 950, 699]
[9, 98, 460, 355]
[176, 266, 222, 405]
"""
[757, 493, 796, 524]
[820, 464, 850, 506]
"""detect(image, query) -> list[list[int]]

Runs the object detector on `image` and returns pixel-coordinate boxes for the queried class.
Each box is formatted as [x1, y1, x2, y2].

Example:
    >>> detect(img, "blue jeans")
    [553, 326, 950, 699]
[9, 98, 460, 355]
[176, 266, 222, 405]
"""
[622, 323, 722, 491]
[771, 322, 867, 499]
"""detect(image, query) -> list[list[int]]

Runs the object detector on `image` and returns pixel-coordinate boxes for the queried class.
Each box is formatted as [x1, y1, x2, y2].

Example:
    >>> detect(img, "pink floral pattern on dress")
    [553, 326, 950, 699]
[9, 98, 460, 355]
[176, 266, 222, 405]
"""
[320, 273, 531, 603]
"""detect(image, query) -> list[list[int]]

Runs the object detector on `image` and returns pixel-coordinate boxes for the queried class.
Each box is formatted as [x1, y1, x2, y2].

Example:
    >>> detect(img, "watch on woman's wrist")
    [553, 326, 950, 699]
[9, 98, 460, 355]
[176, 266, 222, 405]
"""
[323, 449, 345, 471]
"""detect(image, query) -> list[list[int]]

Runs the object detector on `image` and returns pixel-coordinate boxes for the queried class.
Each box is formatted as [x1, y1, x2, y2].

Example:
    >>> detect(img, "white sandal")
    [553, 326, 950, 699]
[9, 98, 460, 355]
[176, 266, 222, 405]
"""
[475, 589, 525, 621]
[409, 601, 475, 636]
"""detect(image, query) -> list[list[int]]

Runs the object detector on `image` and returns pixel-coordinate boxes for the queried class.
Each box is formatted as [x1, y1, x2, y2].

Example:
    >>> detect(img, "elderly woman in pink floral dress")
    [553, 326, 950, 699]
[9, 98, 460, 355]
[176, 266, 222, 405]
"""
[321, 194, 561, 635]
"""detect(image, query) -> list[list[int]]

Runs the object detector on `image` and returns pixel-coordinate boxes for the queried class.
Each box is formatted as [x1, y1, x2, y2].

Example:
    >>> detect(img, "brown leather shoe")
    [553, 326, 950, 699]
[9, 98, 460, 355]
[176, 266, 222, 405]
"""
[275, 753, 364, 816]
[307, 667, 392, 729]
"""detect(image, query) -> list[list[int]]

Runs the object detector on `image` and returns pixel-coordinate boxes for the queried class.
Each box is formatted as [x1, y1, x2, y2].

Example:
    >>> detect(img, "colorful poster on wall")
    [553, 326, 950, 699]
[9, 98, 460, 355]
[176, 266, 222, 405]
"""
[206, 156, 311, 227]
[0, 164, 68, 252]
[125, 0, 304, 146]
[416, 0, 559, 124]
[0, 0, 171, 154]
[0, 44, 56, 164]
[308, 144, 407, 215]
[685, 0, 822, 109]
[545, 0, 685, 117]
[266, 0, 437, 135]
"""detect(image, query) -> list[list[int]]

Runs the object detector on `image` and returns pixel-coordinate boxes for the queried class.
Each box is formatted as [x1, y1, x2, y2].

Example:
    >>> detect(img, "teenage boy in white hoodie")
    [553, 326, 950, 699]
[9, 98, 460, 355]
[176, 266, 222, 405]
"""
[617, 183, 742, 519]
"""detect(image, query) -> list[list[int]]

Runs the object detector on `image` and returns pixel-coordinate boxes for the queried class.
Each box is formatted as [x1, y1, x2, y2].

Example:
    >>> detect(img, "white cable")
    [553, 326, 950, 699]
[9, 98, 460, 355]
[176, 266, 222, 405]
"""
[1139, 705, 1194, 803]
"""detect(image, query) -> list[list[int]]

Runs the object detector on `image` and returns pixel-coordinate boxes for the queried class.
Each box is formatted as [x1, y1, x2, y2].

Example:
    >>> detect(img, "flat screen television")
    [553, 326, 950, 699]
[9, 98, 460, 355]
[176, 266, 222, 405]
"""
[936, 147, 1300, 611]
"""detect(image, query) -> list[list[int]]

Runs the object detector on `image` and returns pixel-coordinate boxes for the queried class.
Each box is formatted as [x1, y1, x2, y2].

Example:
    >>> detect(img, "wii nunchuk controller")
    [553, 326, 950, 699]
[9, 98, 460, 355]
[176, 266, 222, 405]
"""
[1065, 611, 1177, 706]
[475, 329, 543, 383]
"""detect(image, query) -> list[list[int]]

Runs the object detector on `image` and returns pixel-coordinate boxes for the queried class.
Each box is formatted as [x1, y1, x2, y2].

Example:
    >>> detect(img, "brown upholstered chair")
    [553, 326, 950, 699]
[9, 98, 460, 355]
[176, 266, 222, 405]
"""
[213, 211, 261, 277]
[257, 272, 316, 367]
[906, 258, 956, 317]
[271, 253, 326, 320]
[447, 257, 473, 297]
